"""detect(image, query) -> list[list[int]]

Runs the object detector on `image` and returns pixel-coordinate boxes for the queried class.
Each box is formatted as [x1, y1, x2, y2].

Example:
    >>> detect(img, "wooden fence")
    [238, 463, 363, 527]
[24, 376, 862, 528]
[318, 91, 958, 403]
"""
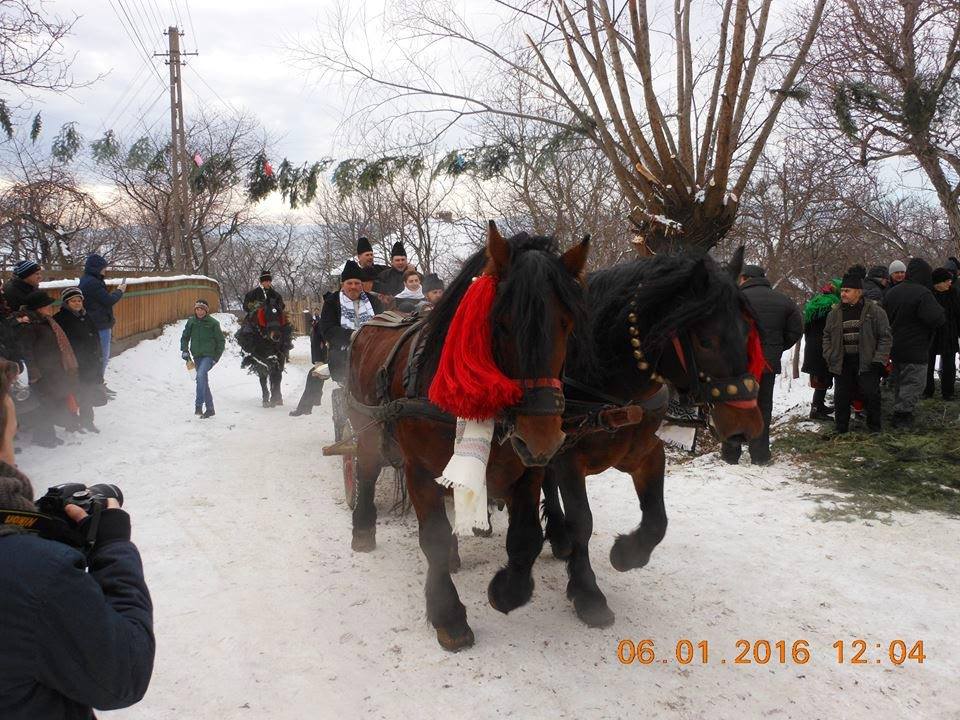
[38, 275, 221, 342]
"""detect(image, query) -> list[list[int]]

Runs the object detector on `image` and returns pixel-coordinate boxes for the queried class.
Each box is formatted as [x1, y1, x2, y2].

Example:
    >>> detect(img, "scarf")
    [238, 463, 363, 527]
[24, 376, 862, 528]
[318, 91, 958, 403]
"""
[339, 291, 375, 332]
[395, 287, 424, 300]
[44, 317, 79, 374]
[435, 418, 493, 536]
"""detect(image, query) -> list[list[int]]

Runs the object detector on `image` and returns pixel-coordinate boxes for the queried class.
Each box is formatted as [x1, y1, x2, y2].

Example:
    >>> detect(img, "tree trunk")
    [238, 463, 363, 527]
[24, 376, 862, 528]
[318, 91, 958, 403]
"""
[914, 143, 960, 256]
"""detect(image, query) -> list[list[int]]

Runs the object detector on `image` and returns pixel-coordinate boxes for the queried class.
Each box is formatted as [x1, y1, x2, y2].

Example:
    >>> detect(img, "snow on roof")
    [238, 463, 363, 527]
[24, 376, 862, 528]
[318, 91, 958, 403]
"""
[40, 274, 220, 290]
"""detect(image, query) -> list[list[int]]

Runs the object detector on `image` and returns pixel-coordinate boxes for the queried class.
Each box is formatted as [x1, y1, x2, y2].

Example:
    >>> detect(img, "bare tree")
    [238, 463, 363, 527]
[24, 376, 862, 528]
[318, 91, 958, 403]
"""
[0, 0, 77, 95]
[299, 0, 827, 252]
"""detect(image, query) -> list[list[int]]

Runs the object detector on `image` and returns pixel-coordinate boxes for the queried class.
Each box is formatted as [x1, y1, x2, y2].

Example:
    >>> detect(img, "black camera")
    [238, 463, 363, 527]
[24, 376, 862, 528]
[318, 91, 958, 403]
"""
[36, 483, 124, 517]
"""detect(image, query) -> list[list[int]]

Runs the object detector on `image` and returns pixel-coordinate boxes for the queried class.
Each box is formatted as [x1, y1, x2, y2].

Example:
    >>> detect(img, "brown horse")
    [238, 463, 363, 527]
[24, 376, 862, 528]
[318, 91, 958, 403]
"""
[540, 248, 765, 627]
[346, 222, 589, 650]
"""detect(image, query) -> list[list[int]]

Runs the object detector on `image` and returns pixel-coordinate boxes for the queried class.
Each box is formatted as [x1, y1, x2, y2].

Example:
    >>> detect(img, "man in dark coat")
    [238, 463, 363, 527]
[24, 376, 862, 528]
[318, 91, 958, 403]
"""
[54, 288, 104, 433]
[2, 259, 43, 314]
[862, 266, 888, 302]
[77, 254, 126, 380]
[883, 258, 946, 427]
[355, 236, 389, 277]
[0, 462, 155, 720]
[925, 268, 960, 400]
[822, 271, 892, 433]
[309, 306, 326, 364]
[320, 261, 383, 384]
[242, 270, 285, 314]
[721, 265, 803, 465]
[376, 241, 411, 297]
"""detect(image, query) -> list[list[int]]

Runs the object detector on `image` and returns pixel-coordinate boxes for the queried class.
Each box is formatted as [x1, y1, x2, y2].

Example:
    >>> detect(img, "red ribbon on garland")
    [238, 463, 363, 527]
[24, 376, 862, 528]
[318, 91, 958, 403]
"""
[428, 275, 522, 420]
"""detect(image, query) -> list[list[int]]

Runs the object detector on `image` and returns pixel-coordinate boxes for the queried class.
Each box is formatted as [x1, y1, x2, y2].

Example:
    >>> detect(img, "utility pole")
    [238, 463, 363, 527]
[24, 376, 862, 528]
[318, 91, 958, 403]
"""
[157, 27, 196, 271]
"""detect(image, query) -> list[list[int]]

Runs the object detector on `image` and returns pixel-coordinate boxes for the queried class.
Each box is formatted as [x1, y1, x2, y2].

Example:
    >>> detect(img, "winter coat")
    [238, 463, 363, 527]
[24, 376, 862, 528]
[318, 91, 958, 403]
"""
[740, 277, 803, 374]
[320, 291, 383, 382]
[180, 314, 225, 361]
[54, 308, 103, 384]
[862, 277, 886, 303]
[17, 312, 75, 400]
[77, 256, 124, 330]
[310, 314, 327, 364]
[882, 259, 946, 364]
[822, 300, 892, 375]
[1, 277, 36, 314]
[0, 316, 24, 368]
[376, 267, 407, 297]
[932, 287, 960, 355]
[0, 464, 155, 720]
[801, 313, 830, 378]
[242, 286, 284, 314]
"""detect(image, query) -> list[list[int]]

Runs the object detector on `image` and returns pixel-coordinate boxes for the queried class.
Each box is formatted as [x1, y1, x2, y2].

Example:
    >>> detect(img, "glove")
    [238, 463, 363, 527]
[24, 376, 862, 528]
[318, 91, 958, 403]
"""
[181, 351, 191, 361]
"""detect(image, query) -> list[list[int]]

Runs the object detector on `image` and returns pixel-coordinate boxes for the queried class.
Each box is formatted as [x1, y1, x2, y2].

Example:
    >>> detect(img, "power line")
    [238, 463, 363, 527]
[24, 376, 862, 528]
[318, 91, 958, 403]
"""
[187, 66, 238, 115]
[107, 0, 166, 88]
[168, 0, 184, 34]
[183, 0, 199, 52]
[97, 62, 153, 137]
[129, 0, 161, 53]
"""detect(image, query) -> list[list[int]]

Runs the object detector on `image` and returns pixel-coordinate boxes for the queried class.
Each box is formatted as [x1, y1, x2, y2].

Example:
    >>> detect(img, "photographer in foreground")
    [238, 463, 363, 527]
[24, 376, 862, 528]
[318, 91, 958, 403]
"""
[0, 359, 155, 719]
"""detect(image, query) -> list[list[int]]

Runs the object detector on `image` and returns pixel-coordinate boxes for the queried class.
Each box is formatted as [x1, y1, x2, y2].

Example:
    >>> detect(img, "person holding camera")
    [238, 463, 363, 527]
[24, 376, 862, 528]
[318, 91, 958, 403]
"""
[0, 360, 155, 719]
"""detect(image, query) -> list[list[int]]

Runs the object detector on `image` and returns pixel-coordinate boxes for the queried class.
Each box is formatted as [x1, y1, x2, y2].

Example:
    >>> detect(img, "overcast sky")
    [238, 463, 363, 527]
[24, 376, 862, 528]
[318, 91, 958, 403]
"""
[31, 0, 345, 163]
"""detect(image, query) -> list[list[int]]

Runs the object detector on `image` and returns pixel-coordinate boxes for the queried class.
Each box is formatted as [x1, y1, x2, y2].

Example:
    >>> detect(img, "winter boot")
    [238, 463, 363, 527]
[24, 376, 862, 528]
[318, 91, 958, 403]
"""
[195, 405, 203, 416]
[201, 408, 216, 419]
[809, 404, 833, 421]
[81, 419, 100, 434]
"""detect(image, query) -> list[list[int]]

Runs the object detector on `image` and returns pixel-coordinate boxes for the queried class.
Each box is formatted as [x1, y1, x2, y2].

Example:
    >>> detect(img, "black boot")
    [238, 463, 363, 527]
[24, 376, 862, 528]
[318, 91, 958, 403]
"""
[809, 404, 833, 421]
[195, 405, 203, 416]
[201, 408, 215, 419]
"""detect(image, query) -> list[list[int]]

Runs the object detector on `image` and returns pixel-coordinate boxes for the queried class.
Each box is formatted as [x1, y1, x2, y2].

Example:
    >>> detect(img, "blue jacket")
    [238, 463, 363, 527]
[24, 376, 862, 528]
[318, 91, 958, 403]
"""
[77, 255, 124, 330]
[0, 514, 155, 719]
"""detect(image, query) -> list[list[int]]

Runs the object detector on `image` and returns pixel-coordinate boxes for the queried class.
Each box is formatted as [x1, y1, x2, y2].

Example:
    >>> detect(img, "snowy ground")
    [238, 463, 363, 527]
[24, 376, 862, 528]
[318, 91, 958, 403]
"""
[17, 319, 959, 720]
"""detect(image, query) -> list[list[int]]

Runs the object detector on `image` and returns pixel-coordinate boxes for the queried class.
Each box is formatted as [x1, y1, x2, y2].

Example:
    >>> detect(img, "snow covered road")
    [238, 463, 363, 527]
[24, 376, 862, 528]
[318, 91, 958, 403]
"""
[17, 317, 959, 720]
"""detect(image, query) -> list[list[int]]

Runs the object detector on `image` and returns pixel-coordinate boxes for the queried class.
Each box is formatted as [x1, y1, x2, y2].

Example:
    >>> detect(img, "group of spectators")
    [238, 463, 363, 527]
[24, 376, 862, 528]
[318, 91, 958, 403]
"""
[729, 255, 959, 465]
[0, 256, 126, 448]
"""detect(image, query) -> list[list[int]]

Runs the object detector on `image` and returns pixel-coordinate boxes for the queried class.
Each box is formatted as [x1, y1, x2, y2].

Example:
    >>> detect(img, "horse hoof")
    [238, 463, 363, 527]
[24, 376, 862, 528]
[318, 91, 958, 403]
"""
[351, 529, 376, 552]
[262, 400, 271, 408]
[436, 624, 475, 652]
[549, 534, 573, 560]
[574, 594, 616, 628]
[487, 567, 534, 614]
[610, 536, 649, 572]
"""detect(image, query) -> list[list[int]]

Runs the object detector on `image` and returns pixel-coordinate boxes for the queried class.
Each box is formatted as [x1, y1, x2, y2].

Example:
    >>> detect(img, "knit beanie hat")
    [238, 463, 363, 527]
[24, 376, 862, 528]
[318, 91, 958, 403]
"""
[60, 287, 83, 303]
[840, 272, 863, 290]
[888, 260, 907, 275]
[24, 291, 54, 311]
[13, 260, 40, 279]
[195, 298, 210, 310]
[932, 268, 952, 284]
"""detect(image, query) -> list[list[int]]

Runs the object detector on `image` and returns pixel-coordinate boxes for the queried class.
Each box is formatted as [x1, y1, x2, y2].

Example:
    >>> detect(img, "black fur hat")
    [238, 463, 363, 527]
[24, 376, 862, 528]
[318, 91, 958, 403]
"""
[422, 273, 444, 292]
[340, 260, 365, 283]
[840, 272, 863, 290]
[390, 241, 406, 258]
[356, 237, 373, 255]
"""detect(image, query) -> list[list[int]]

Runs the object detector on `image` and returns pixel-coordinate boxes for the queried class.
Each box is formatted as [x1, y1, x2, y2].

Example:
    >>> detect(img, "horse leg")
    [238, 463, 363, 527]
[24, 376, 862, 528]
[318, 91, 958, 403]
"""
[556, 456, 615, 628]
[259, 374, 270, 407]
[610, 440, 668, 572]
[350, 435, 380, 552]
[270, 364, 283, 406]
[488, 469, 544, 614]
[409, 462, 473, 651]
[542, 470, 572, 560]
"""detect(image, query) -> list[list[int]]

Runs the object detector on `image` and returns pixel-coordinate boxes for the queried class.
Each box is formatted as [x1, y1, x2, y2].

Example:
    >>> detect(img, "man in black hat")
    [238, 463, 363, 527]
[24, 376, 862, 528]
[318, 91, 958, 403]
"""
[355, 237, 388, 276]
[3, 259, 43, 315]
[721, 264, 802, 465]
[862, 266, 889, 302]
[925, 267, 960, 400]
[376, 241, 411, 297]
[422, 273, 444, 305]
[822, 271, 892, 433]
[319, 260, 384, 383]
[243, 270, 285, 315]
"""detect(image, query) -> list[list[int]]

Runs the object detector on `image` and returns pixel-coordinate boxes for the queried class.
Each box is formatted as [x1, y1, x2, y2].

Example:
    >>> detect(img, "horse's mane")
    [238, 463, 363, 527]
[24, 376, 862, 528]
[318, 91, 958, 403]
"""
[568, 253, 740, 384]
[418, 232, 585, 389]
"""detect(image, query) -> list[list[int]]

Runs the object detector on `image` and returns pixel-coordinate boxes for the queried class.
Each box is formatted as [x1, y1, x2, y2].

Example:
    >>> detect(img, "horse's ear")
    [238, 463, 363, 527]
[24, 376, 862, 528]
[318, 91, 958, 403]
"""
[486, 220, 510, 273]
[561, 234, 590, 277]
[691, 256, 711, 295]
[726, 245, 745, 282]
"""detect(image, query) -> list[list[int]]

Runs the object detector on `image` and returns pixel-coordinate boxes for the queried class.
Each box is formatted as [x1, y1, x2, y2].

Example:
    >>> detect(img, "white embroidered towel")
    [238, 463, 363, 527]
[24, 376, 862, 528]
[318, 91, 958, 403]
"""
[435, 418, 494, 536]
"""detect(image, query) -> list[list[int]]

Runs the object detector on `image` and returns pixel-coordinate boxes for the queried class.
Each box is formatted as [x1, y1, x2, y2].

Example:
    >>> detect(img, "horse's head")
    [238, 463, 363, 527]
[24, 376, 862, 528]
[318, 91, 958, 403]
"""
[486, 222, 589, 466]
[627, 247, 764, 442]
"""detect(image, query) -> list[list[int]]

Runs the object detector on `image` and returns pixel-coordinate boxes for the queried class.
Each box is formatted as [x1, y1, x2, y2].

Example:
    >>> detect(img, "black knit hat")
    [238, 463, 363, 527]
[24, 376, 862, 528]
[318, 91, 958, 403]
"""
[840, 272, 863, 290]
[867, 265, 889, 280]
[741, 264, 765, 278]
[340, 260, 365, 283]
[60, 287, 83, 303]
[356, 236, 372, 255]
[13, 259, 40, 279]
[390, 241, 406, 258]
[24, 290, 54, 311]
[932, 268, 952, 284]
[422, 273, 444, 292]
[259, 270, 272, 282]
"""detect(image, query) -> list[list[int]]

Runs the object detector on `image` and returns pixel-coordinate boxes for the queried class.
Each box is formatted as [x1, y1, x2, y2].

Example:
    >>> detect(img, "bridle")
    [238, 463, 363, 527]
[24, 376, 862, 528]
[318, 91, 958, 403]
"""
[506, 377, 565, 417]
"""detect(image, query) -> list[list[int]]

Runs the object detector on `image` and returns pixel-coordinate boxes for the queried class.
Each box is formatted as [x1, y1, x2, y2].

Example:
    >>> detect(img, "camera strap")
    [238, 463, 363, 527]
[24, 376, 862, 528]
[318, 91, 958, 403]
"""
[0, 509, 82, 546]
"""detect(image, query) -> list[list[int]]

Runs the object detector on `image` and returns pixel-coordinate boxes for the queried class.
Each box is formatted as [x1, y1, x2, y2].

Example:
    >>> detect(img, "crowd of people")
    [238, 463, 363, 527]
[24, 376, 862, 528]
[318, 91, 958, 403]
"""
[0, 255, 127, 448]
[725, 255, 960, 466]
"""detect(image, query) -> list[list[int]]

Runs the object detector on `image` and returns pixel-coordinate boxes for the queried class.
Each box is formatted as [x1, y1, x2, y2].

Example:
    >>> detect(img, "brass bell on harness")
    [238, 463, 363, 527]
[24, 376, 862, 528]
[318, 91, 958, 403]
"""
[631, 338, 640, 348]
[744, 377, 756, 391]
[628, 313, 637, 323]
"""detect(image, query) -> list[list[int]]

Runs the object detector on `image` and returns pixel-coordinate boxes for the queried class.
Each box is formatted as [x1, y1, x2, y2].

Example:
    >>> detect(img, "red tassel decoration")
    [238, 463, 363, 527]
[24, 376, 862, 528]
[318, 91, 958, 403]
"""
[428, 275, 522, 420]
[746, 316, 769, 380]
